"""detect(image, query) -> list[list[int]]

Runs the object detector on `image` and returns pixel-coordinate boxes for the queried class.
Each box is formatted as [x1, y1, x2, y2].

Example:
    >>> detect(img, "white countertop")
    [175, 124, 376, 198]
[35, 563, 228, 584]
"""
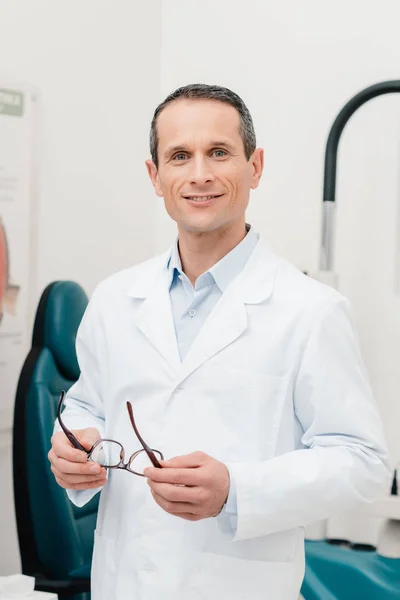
[360, 496, 400, 520]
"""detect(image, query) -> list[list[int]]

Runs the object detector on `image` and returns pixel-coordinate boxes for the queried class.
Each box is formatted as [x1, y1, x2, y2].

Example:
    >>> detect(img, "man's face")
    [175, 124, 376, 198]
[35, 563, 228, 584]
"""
[146, 99, 263, 235]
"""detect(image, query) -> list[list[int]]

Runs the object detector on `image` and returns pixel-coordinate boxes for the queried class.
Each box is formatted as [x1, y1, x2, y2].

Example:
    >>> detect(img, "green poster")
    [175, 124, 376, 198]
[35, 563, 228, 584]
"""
[0, 89, 24, 117]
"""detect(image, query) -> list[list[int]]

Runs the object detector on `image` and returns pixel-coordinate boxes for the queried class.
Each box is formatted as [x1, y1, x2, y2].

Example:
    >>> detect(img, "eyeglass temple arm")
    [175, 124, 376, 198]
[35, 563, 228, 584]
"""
[57, 391, 89, 453]
[126, 402, 162, 468]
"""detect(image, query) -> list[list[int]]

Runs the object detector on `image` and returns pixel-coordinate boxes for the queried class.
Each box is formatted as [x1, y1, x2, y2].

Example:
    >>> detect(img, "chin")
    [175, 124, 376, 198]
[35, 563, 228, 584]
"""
[180, 220, 223, 235]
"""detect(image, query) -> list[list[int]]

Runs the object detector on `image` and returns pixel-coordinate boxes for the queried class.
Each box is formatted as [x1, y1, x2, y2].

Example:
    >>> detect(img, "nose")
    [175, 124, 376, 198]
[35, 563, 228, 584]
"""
[188, 155, 215, 186]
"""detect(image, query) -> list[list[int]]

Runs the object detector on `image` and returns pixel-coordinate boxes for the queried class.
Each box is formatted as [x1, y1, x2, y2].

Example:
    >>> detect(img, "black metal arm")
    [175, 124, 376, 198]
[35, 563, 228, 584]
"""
[321, 80, 400, 270]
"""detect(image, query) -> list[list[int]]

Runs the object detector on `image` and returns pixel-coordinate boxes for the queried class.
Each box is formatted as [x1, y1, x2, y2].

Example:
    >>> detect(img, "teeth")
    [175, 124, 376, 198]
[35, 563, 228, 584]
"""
[189, 195, 216, 201]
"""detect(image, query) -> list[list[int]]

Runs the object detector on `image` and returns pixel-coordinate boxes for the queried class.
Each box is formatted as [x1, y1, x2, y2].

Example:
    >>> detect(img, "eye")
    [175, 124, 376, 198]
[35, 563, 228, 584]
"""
[172, 153, 188, 161]
[213, 149, 227, 158]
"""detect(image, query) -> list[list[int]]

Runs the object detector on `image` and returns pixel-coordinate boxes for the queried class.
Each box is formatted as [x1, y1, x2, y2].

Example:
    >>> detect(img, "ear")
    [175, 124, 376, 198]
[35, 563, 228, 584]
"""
[145, 160, 163, 197]
[250, 148, 264, 190]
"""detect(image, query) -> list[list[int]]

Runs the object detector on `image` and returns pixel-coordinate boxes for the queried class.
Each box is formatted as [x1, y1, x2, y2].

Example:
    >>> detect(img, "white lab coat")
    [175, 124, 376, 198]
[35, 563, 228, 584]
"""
[61, 238, 390, 600]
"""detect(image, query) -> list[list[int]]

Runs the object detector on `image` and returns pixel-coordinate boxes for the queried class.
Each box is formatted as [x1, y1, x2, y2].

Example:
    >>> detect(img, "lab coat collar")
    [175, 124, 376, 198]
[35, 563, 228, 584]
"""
[126, 249, 172, 299]
[167, 223, 259, 293]
[126, 237, 277, 379]
[126, 237, 276, 305]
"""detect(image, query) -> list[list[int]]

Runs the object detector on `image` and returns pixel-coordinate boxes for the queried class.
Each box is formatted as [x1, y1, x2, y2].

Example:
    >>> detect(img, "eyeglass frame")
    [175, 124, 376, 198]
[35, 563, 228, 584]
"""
[57, 391, 164, 476]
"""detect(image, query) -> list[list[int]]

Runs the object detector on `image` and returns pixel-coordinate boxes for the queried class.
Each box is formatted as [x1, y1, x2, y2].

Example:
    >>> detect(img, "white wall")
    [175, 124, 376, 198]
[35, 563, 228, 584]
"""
[159, 0, 400, 544]
[159, 0, 400, 463]
[0, 0, 161, 574]
[2, 0, 400, 576]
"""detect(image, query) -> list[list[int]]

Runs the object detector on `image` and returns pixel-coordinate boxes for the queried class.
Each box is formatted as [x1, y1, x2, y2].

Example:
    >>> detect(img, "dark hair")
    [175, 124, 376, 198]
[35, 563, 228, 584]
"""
[149, 83, 256, 168]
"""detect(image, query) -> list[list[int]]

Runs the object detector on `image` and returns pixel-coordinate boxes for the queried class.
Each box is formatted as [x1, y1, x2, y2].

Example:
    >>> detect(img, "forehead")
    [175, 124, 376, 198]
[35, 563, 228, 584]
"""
[156, 98, 242, 150]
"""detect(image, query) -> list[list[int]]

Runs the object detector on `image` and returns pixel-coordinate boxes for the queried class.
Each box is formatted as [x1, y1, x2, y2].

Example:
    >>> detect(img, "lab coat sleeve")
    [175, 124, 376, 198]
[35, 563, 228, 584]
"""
[225, 296, 392, 542]
[218, 466, 238, 533]
[52, 286, 106, 508]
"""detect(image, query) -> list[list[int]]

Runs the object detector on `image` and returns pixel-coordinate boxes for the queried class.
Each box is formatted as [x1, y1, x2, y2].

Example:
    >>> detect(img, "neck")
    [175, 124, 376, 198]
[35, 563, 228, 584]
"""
[177, 221, 248, 285]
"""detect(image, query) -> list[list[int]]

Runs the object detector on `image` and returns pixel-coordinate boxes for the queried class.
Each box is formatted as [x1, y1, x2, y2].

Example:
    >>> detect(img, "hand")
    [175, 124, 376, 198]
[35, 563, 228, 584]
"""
[144, 451, 230, 521]
[48, 428, 107, 490]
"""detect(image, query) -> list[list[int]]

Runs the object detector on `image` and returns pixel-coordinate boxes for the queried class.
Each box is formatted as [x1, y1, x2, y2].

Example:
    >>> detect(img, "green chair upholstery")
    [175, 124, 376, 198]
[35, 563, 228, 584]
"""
[302, 540, 400, 599]
[12, 281, 98, 599]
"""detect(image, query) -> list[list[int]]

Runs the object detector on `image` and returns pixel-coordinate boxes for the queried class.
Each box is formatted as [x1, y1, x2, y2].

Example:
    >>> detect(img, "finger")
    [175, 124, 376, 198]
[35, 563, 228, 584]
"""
[55, 475, 107, 491]
[144, 466, 203, 486]
[50, 434, 88, 464]
[48, 447, 87, 471]
[51, 428, 101, 460]
[160, 451, 207, 469]
[51, 466, 107, 484]
[147, 480, 202, 504]
[151, 490, 200, 515]
[50, 454, 106, 477]
[172, 512, 202, 521]
[76, 428, 102, 451]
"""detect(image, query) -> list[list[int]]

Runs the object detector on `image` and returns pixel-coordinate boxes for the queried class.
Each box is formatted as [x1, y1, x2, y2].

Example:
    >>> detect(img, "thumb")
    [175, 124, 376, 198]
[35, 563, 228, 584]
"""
[162, 451, 206, 468]
[73, 427, 101, 451]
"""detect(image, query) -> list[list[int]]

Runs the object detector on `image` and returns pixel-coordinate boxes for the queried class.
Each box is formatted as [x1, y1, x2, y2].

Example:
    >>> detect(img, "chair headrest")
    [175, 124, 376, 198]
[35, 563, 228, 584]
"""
[32, 281, 88, 381]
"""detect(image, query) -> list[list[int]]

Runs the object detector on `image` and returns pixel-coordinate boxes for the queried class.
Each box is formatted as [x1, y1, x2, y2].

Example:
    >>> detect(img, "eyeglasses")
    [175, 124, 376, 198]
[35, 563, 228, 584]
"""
[57, 391, 164, 476]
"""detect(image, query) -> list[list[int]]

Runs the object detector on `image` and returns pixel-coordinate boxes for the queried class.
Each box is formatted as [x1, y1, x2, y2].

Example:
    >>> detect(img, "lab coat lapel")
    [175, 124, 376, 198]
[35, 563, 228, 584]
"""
[127, 240, 276, 382]
[128, 253, 181, 372]
[177, 240, 277, 385]
[178, 289, 248, 384]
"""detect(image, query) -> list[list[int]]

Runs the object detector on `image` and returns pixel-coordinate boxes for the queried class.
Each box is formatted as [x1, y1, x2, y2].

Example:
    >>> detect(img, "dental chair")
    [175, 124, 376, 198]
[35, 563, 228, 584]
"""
[12, 281, 98, 600]
[302, 539, 400, 599]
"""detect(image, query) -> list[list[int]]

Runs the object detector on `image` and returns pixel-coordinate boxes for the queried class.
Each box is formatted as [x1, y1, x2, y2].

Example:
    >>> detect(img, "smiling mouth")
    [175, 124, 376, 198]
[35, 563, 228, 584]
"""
[183, 194, 223, 203]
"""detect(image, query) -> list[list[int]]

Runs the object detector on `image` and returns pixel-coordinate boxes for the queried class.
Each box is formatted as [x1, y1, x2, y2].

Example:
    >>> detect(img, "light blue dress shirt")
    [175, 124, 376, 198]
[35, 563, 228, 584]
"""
[167, 224, 259, 530]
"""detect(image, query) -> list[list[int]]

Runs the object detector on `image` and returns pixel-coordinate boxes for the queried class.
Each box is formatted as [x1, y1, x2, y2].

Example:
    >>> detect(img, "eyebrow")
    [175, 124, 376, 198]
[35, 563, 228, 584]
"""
[163, 140, 235, 158]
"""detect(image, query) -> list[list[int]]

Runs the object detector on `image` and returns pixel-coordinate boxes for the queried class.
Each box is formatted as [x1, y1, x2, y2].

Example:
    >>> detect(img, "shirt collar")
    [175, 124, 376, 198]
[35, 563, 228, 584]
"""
[167, 224, 259, 292]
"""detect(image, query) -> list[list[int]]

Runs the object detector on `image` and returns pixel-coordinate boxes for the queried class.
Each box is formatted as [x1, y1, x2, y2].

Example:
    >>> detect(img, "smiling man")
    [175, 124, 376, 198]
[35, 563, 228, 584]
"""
[49, 84, 390, 600]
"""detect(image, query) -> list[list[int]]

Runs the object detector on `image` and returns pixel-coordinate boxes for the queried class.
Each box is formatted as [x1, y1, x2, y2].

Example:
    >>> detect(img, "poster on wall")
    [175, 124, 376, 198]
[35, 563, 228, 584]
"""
[0, 80, 38, 431]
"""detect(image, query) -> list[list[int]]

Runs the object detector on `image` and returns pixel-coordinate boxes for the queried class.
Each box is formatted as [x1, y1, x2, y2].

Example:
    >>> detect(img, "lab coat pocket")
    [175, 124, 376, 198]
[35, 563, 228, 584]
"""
[209, 525, 300, 563]
[91, 530, 116, 600]
[195, 366, 289, 459]
[189, 550, 300, 600]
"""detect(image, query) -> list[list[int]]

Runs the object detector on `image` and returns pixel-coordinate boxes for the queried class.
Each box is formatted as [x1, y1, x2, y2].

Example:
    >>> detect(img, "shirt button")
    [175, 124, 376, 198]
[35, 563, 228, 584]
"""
[189, 309, 196, 317]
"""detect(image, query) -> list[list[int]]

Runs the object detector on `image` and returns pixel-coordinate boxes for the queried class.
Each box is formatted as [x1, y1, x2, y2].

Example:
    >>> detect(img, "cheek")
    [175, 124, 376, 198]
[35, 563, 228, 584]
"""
[159, 172, 184, 200]
[221, 168, 248, 199]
